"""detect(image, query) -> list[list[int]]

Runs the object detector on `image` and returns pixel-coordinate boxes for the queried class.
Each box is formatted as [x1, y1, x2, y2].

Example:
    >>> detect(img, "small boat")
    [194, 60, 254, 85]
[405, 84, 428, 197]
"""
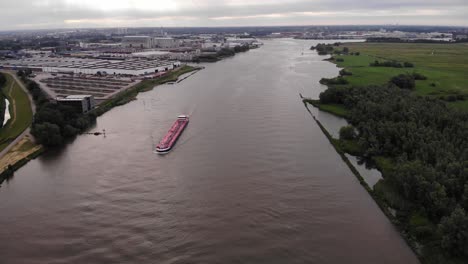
[155, 115, 189, 154]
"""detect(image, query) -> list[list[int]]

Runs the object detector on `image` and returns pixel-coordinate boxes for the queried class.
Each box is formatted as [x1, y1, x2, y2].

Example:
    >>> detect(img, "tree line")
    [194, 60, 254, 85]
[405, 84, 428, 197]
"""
[319, 84, 468, 262]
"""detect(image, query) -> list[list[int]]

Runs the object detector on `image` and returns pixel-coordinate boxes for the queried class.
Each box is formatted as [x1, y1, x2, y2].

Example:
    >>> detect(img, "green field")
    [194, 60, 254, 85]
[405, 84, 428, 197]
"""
[332, 42, 468, 109]
[0, 73, 33, 151]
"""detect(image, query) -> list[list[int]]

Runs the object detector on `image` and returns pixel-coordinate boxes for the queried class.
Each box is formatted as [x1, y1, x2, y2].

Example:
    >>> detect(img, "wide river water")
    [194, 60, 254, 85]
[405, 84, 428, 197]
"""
[0, 39, 419, 264]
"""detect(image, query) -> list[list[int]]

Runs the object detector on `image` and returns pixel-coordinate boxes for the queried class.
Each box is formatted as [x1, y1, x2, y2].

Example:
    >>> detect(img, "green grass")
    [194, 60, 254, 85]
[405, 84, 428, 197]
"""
[0, 73, 33, 151]
[302, 99, 349, 117]
[334, 43, 468, 109]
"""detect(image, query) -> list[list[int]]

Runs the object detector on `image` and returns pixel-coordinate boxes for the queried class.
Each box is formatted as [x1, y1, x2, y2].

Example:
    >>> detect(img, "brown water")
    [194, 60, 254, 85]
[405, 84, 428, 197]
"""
[0, 39, 419, 264]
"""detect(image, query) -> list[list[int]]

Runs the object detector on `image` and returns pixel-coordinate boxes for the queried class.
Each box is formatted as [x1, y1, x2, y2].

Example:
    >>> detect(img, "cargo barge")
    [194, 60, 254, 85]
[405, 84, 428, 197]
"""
[155, 115, 189, 154]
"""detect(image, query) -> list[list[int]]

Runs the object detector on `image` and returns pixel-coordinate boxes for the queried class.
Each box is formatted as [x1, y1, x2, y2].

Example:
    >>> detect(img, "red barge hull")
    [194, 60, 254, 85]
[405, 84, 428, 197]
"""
[155, 115, 189, 153]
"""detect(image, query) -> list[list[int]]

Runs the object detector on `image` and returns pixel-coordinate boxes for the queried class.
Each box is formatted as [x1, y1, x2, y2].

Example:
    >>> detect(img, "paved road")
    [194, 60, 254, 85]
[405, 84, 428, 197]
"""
[0, 71, 36, 158]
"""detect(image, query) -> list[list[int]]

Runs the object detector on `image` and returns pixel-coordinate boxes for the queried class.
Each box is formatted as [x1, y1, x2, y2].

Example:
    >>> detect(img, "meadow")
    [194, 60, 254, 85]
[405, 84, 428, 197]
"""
[332, 42, 468, 110]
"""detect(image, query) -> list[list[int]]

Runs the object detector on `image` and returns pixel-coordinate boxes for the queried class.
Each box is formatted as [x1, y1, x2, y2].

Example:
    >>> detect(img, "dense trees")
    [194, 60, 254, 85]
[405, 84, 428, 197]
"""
[311, 43, 335, 55]
[318, 84, 468, 261]
[17, 72, 96, 147]
[339, 125, 357, 140]
[439, 207, 468, 257]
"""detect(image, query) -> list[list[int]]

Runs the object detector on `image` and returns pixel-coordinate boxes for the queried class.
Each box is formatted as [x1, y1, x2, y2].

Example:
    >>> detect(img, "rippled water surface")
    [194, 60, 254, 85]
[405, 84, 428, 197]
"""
[0, 39, 418, 264]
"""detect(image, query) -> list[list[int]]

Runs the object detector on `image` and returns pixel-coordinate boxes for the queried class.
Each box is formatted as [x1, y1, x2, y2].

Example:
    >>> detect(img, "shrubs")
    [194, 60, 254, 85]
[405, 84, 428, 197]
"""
[339, 125, 357, 140]
[404, 62, 414, 67]
[320, 76, 349, 85]
[336, 58, 344, 62]
[412, 72, 427, 80]
[370, 60, 415, 68]
[339, 69, 353, 76]
[390, 74, 416, 89]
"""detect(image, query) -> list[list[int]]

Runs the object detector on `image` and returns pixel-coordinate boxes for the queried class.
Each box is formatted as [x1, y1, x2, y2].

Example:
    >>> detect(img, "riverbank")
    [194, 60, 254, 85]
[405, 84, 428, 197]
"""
[0, 39, 419, 264]
[0, 65, 202, 182]
[308, 42, 468, 263]
[0, 72, 39, 184]
[94, 65, 201, 116]
[302, 98, 420, 259]
[0, 73, 34, 152]
[0, 135, 43, 184]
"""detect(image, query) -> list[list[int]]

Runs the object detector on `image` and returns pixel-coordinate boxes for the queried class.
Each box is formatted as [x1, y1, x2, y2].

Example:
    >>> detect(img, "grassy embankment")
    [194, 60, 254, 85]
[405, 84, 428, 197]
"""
[0, 135, 43, 184]
[326, 42, 468, 110]
[94, 65, 200, 116]
[0, 72, 42, 184]
[0, 73, 33, 151]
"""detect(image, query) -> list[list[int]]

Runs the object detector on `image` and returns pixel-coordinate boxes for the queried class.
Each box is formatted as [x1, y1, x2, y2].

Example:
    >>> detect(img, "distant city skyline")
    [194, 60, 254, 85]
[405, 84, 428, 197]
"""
[0, 0, 467, 31]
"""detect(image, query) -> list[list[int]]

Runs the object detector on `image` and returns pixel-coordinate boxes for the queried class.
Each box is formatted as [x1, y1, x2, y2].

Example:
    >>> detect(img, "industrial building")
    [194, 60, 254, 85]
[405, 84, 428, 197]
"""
[122, 36, 153, 49]
[56, 95, 96, 113]
[153, 38, 179, 48]
[121, 36, 179, 49]
[40, 75, 136, 101]
[1, 57, 181, 76]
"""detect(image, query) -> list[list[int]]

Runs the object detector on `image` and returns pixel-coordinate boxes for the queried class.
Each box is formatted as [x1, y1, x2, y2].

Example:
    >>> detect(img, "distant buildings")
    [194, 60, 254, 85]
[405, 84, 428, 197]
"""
[153, 38, 179, 48]
[122, 36, 179, 49]
[1, 57, 180, 76]
[56, 95, 95, 113]
[122, 36, 153, 49]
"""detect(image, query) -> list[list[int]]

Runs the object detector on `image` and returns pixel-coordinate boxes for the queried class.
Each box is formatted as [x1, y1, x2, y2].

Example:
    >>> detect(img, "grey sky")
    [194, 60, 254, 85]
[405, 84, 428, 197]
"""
[1, 0, 467, 30]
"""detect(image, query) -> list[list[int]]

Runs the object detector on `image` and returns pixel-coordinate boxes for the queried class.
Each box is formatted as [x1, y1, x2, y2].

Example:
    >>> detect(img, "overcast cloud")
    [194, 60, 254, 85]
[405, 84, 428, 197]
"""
[0, 0, 467, 30]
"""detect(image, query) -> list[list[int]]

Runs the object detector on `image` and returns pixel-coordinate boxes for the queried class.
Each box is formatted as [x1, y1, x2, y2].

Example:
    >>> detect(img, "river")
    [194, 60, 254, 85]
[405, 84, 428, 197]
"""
[0, 39, 419, 264]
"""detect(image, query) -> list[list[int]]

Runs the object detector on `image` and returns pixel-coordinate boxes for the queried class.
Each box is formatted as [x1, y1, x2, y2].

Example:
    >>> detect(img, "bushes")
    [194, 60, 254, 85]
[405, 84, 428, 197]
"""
[320, 76, 349, 85]
[412, 72, 427, 80]
[370, 60, 415, 68]
[339, 69, 353, 76]
[390, 74, 415, 89]
[339, 125, 357, 140]
[336, 58, 344, 62]
[404, 62, 414, 68]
